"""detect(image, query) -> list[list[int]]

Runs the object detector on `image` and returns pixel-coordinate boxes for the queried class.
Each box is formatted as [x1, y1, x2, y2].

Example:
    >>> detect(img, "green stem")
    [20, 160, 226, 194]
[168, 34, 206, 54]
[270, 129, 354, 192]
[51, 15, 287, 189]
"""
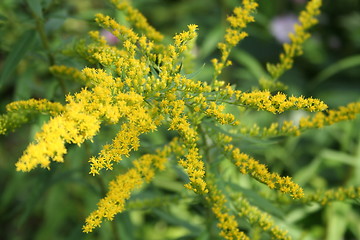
[197, 124, 218, 238]
[198, 123, 212, 164]
[111, 217, 121, 240]
[95, 176, 121, 240]
[27, 5, 67, 95]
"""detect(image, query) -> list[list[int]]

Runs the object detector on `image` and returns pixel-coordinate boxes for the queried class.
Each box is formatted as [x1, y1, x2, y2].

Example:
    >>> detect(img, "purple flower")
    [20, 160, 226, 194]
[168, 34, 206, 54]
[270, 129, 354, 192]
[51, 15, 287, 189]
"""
[270, 14, 298, 43]
[100, 30, 119, 45]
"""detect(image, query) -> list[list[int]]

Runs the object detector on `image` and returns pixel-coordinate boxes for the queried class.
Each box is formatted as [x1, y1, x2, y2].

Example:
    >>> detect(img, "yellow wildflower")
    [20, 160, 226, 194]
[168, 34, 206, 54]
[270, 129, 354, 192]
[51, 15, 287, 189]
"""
[302, 186, 360, 205]
[205, 102, 237, 125]
[84, 146, 169, 232]
[234, 195, 291, 240]
[266, 0, 322, 81]
[300, 102, 360, 129]
[89, 105, 158, 175]
[6, 99, 64, 116]
[173, 24, 198, 53]
[83, 169, 143, 233]
[228, 146, 304, 199]
[95, 13, 139, 43]
[168, 100, 198, 145]
[213, 0, 258, 79]
[110, 0, 163, 42]
[50, 65, 90, 86]
[178, 147, 208, 194]
[236, 90, 328, 114]
[206, 182, 249, 240]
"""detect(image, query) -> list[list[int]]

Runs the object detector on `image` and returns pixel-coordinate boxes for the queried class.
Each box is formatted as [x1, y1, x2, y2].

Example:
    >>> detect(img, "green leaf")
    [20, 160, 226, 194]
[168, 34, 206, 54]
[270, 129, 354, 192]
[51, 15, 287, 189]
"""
[293, 157, 322, 185]
[0, 13, 7, 23]
[184, 63, 205, 79]
[43, 0, 54, 9]
[320, 149, 357, 166]
[227, 183, 286, 219]
[14, 67, 33, 100]
[312, 55, 360, 87]
[153, 208, 202, 233]
[0, 30, 37, 91]
[203, 120, 278, 147]
[285, 204, 321, 224]
[117, 212, 135, 240]
[26, 0, 43, 19]
[325, 202, 350, 240]
[199, 24, 225, 59]
[232, 49, 268, 80]
[153, 174, 185, 192]
[347, 208, 360, 239]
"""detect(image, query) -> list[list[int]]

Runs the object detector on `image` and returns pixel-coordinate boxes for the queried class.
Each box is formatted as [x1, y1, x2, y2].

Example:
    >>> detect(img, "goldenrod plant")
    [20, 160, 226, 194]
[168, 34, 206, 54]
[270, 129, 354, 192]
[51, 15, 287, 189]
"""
[1, 0, 360, 239]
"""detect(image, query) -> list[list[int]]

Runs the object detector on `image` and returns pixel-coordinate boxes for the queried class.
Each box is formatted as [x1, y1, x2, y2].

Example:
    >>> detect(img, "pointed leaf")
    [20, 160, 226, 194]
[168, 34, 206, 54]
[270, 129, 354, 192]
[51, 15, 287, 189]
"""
[0, 30, 37, 91]
[26, 0, 43, 18]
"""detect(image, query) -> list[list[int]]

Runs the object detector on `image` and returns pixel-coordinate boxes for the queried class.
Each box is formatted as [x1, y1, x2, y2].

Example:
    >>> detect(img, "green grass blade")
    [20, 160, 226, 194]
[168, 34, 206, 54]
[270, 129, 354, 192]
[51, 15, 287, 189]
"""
[325, 202, 350, 240]
[26, 0, 43, 19]
[232, 48, 268, 80]
[313, 55, 360, 86]
[199, 24, 225, 59]
[0, 30, 37, 91]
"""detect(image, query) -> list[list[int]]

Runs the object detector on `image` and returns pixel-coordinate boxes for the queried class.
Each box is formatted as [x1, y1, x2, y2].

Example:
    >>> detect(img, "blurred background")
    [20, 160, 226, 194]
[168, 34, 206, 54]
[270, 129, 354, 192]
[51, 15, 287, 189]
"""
[0, 0, 360, 239]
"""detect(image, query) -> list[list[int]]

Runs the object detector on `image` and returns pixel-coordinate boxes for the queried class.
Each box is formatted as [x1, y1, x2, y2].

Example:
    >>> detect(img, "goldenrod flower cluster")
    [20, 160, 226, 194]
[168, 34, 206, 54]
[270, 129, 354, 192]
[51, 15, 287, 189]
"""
[1, 0, 360, 239]
[238, 102, 360, 138]
[235, 90, 328, 114]
[178, 147, 208, 194]
[266, 0, 322, 81]
[302, 186, 360, 205]
[233, 194, 291, 240]
[50, 65, 88, 86]
[212, 0, 258, 79]
[206, 182, 249, 240]
[110, 0, 163, 42]
[6, 99, 64, 116]
[0, 99, 64, 135]
[299, 101, 360, 128]
[225, 145, 304, 199]
[83, 148, 168, 232]
[205, 102, 237, 125]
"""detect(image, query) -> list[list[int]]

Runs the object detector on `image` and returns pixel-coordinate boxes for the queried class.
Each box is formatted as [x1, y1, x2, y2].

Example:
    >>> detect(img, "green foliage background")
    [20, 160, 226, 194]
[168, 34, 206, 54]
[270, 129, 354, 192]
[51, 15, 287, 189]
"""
[0, 0, 360, 239]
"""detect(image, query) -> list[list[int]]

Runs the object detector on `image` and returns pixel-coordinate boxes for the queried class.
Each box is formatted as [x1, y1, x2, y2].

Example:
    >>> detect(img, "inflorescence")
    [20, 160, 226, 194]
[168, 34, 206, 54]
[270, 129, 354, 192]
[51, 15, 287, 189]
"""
[1, 0, 360, 239]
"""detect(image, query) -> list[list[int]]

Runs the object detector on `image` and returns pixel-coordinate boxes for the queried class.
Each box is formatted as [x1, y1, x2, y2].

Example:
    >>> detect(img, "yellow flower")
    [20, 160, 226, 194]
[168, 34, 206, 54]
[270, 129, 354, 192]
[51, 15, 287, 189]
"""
[6, 99, 65, 116]
[110, 0, 163, 42]
[168, 100, 198, 145]
[266, 0, 322, 81]
[5, 0, 360, 239]
[300, 102, 360, 129]
[83, 169, 143, 233]
[178, 147, 208, 194]
[95, 13, 139, 43]
[16, 116, 70, 171]
[84, 147, 169, 233]
[301, 187, 360, 205]
[228, 146, 304, 199]
[236, 90, 327, 114]
[205, 102, 237, 125]
[50, 65, 90, 86]
[234, 195, 291, 240]
[173, 24, 198, 53]
[212, 0, 258, 79]
[89, 104, 158, 175]
[206, 182, 249, 240]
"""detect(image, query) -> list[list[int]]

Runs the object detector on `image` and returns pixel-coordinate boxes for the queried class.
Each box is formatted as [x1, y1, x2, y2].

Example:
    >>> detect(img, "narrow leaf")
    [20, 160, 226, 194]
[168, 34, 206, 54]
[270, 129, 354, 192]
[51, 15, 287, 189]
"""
[0, 30, 37, 91]
[313, 55, 360, 86]
[233, 49, 268, 80]
[26, 0, 43, 19]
